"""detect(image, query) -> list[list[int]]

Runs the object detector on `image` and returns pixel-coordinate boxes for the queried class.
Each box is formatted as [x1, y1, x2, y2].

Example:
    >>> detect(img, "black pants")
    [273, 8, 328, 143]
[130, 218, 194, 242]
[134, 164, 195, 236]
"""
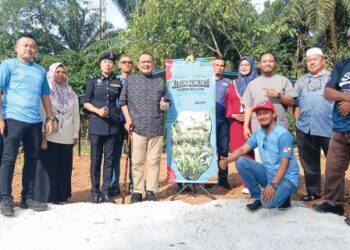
[90, 134, 117, 195]
[296, 128, 330, 195]
[36, 141, 73, 203]
[216, 120, 229, 179]
[0, 119, 42, 199]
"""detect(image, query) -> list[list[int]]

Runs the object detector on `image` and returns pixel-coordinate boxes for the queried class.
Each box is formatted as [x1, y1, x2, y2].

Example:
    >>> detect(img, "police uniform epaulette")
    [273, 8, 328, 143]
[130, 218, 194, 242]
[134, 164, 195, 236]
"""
[89, 75, 99, 79]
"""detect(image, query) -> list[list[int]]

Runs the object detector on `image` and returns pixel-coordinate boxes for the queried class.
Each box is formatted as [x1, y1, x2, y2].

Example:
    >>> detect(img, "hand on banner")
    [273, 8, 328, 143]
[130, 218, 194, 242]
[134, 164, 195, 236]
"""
[262, 88, 278, 98]
[219, 156, 228, 170]
[0, 119, 5, 135]
[160, 97, 169, 111]
[262, 185, 275, 203]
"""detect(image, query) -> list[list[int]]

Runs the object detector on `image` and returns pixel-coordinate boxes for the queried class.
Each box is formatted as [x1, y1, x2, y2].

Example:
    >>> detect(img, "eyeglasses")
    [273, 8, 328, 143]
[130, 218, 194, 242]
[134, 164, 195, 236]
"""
[121, 61, 133, 64]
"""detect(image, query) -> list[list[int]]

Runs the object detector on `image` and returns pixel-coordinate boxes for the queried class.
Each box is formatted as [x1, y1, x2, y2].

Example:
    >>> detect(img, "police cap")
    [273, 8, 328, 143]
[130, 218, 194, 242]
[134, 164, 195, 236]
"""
[99, 52, 117, 63]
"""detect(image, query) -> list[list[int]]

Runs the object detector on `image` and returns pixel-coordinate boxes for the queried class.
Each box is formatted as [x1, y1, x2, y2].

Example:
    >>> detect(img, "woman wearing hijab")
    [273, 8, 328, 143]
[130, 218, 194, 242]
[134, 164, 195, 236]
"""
[225, 56, 258, 194]
[36, 62, 80, 204]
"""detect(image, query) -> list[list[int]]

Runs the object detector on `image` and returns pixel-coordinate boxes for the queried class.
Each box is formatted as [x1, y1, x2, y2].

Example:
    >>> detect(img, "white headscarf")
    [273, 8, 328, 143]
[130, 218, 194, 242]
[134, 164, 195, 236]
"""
[47, 62, 76, 133]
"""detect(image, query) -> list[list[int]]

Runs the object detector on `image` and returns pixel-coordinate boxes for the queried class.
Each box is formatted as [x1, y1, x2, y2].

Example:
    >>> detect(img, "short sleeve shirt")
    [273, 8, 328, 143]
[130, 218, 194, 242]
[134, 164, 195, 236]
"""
[241, 74, 296, 132]
[247, 124, 299, 187]
[325, 58, 350, 132]
[294, 70, 333, 137]
[0, 58, 50, 123]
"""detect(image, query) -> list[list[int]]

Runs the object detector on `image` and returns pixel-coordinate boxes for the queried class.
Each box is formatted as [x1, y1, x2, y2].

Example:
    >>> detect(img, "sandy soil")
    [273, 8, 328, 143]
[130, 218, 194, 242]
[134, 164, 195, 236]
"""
[11, 152, 350, 214]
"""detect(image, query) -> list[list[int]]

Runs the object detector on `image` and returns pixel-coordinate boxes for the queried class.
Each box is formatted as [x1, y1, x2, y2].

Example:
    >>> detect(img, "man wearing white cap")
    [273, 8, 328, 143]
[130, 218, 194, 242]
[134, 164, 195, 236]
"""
[314, 28, 350, 220]
[293, 47, 333, 202]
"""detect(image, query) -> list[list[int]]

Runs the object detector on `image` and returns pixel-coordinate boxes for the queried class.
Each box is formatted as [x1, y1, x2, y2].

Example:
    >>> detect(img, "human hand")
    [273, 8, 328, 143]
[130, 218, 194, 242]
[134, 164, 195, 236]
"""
[243, 126, 251, 140]
[73, 138, 78, 146]
[235, 114, 245, 122]
[219, 156, 228, 170]
[45, 119, 53, 134]
[41, 137, 48, 150]
[338, 101, 350, 116]
[97, 106, 108, 117]
[262, 88, 279, 98]
[262, 185, 276, 203]
[124, 120, 134, 132]
[160, 97, 169, 111]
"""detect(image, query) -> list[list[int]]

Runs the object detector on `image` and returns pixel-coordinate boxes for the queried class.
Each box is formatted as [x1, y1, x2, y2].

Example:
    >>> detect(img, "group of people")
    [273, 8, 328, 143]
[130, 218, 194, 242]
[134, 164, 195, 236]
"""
[0, 27, 349, 228]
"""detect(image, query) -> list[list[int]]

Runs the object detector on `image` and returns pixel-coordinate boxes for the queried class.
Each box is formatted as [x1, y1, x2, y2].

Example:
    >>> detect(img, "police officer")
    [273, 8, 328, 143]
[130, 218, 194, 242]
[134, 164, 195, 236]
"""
[83, 52, 122, 203]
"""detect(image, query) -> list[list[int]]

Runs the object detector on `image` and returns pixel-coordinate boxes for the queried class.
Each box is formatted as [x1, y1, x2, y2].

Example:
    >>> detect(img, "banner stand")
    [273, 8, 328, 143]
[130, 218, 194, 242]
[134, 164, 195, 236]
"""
[170, 183, 216, 201]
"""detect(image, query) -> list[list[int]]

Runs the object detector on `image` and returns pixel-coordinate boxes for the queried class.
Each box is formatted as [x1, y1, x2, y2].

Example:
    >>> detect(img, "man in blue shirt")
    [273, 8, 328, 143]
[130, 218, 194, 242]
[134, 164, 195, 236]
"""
[314, 27, 350, 219]
[0, 33, 53, 217]
[213, 58, 231, 189]
[294, 48, 333, 202]
[220, 101, 299, 212]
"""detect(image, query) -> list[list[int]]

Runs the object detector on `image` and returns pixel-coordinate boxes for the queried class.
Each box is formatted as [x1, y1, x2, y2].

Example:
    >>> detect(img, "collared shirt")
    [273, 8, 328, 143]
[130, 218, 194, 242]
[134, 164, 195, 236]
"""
[216, 77, 231, 123]
[294, 69, 333, 137]
[246, 124, 299, 187]
[0, 58, 50, 123]
[119, 73, 169, 137]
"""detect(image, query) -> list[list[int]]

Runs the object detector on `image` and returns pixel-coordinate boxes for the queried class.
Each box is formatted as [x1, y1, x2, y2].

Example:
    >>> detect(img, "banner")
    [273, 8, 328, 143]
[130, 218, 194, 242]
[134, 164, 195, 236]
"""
[166, 58, 217, 184]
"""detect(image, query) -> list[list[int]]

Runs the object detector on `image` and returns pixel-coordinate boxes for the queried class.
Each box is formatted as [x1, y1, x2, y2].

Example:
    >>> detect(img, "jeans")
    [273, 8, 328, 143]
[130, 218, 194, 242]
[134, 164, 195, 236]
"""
[236, 157, 297, 208]
[216, 120, 229, 179]
[296, 128, 330, 195]
[0, 119, 42, 200]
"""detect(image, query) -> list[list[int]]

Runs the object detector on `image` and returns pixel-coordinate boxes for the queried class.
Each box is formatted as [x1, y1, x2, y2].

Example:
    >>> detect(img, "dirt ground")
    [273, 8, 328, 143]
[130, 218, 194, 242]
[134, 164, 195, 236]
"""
[11, 152, 350, 215]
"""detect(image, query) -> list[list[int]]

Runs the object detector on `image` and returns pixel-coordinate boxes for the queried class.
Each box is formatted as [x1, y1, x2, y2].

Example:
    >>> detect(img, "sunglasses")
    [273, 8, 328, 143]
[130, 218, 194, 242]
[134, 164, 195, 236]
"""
[121, 61, 133, 64]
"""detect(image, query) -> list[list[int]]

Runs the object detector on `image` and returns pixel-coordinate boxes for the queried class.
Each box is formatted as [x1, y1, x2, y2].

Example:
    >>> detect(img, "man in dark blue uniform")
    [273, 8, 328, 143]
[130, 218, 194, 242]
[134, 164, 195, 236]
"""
[83, 52, 122, 203]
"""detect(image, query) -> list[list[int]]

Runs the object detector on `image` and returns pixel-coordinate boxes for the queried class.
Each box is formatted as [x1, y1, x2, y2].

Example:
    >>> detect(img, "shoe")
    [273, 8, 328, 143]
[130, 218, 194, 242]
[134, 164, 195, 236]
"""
[0, 198, 14, 217]
[313, 202, 344, 216]
[279, 196, 291, 211]
[145, 191, 157, 201]
[109, 184, 121, 197]
[300, 193, 321, 202]
[246, 200, 262, 212]
[345, 217, 350, 226]
[131, 193, 142, 203]
[20, 198, 48, 212]
[91, 194, 100, 204]
[101, 193, 115, 203]
[218, 178, 231, 189]
[242, 188, 250, 195]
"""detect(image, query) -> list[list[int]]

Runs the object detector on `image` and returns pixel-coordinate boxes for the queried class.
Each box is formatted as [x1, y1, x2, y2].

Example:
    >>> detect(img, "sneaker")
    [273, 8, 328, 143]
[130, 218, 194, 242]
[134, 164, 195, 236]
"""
[20, 198, 48, 212]
[145, 191, 157, 201]
[278, 196, 291, 211]
[313, 202, 344, 216]
[218, 178, 231, 189]
[246, 200, 262, 212]
[0, 198, 14, 217]
[131, 193, 142, 203]
[242, 188, 250, 195]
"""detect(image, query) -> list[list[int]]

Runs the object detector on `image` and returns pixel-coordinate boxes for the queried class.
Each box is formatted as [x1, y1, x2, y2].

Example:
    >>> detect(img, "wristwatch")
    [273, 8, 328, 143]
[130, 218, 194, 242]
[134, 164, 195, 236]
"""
[277, 92, 282, 99]
[270, 182, 279, 190]
[45, 115, 55, 121]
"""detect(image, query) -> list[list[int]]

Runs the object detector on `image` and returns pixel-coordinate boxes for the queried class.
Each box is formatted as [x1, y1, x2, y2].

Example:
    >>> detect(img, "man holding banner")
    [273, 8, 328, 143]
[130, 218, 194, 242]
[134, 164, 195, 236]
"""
[120, 52, 170, 203]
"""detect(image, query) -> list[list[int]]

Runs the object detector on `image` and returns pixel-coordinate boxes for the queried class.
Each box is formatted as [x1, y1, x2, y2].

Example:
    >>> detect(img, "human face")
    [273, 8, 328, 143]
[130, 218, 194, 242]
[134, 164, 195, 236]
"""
[306, 55, 325, 76]
[214, 59, 225, 79]
[256, 109, 276, 128]
[259, 54, 276, 76]
[138, 54, 154, 75]
[119, 56, 133, 75]
[239, 59, 251, 76]
[100, 59, 114, 76]
[15, 37, 37, 63]
[54, 66, 67, 85]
